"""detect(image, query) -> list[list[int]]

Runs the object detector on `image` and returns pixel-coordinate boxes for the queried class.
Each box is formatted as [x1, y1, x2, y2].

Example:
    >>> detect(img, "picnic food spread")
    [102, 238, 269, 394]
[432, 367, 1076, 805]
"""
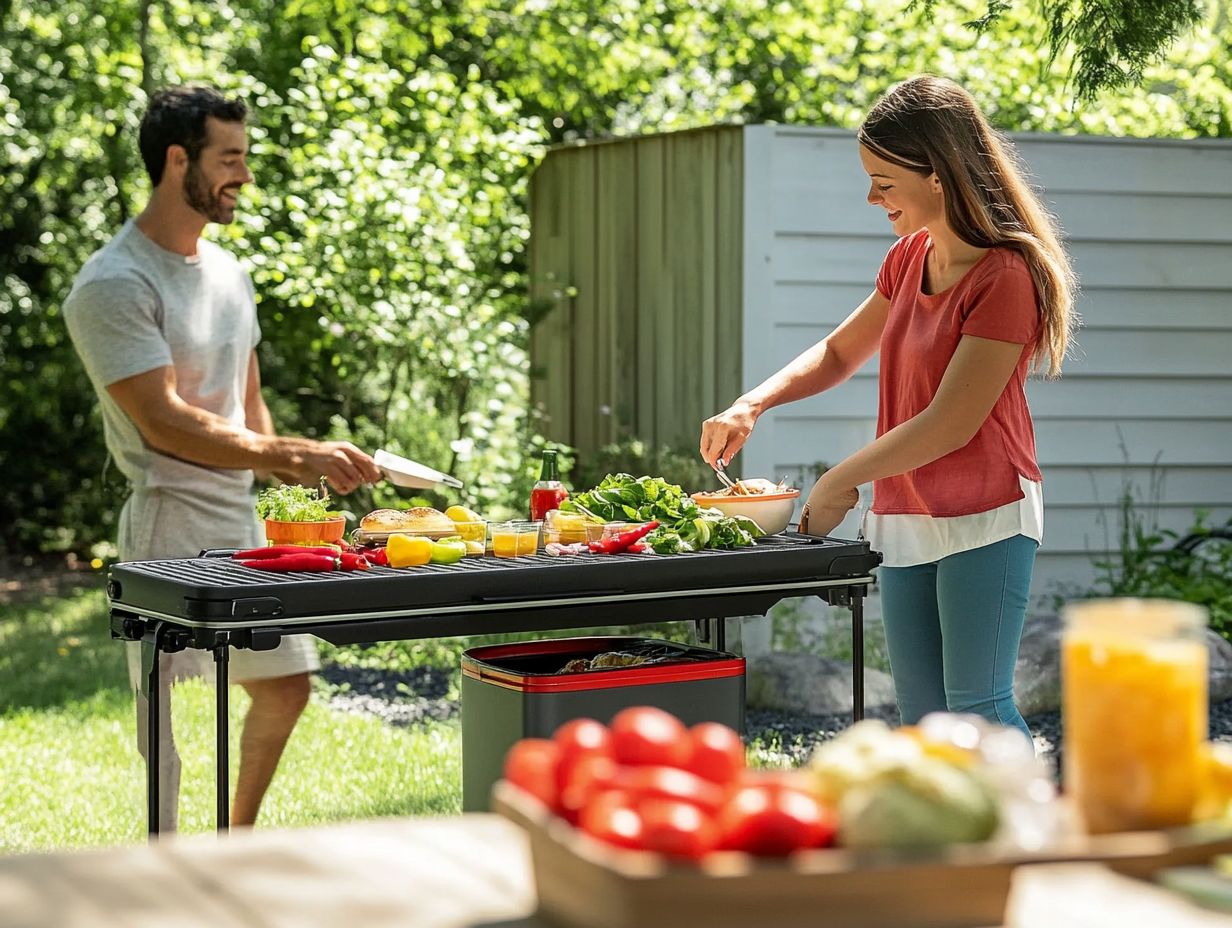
[237, 470, 789, 572]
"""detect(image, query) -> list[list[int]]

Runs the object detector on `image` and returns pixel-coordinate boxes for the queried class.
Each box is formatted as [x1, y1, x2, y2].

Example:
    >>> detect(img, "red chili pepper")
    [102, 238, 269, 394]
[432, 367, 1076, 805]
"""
[587, 520, 660, 555]
[339, 552, 370, 571]
[232, 545, 340, 560]
[367, 547, 389, 567]
[238, 553, 340, 572]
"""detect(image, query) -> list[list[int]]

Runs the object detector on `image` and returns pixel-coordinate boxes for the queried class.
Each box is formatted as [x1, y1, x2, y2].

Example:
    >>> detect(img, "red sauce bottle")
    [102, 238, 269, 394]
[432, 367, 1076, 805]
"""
[530, 449, 569, 520]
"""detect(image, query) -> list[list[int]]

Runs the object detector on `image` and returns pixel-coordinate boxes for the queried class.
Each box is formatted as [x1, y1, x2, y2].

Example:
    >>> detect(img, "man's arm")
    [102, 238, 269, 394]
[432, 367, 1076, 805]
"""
[243, 351, 277, 481]
[107, 364, 380, 495]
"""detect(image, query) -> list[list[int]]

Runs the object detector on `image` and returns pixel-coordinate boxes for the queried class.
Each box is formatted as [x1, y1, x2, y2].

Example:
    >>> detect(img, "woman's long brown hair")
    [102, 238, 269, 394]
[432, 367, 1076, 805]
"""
[858, 75, 1078, 378]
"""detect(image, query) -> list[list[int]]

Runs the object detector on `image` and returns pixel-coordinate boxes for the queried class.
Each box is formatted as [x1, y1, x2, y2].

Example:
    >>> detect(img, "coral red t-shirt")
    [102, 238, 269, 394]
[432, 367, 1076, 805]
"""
[872, 230, 1042, 517]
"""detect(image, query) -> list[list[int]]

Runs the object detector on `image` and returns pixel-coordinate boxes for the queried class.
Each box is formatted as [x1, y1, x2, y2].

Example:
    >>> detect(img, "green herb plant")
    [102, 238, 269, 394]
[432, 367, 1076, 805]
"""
[562, 473, 764, 555]
[255, 484, 340, 523]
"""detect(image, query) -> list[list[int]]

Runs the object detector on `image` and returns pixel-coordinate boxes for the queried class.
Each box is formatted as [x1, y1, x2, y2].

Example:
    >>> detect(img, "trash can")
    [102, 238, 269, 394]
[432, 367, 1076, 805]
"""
[461, 636, 745, 811]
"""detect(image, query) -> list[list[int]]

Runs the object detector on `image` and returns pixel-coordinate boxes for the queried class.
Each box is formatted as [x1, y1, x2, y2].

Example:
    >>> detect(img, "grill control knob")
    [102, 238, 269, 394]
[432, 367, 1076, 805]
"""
[106, 580, 121, 600]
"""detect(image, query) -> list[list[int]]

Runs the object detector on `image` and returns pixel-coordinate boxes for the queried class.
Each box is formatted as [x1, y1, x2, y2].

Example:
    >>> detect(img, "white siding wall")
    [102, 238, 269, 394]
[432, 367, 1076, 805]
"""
[740, 126, 1232, 607]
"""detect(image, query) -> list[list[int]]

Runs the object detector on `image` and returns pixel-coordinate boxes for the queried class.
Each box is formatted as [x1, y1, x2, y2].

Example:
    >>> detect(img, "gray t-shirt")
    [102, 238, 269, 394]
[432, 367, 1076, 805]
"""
[63, 220, 262, 522]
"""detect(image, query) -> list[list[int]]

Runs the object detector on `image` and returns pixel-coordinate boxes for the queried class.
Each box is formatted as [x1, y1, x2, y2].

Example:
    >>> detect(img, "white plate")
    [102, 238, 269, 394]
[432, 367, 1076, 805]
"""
[374, 449, 463, 490]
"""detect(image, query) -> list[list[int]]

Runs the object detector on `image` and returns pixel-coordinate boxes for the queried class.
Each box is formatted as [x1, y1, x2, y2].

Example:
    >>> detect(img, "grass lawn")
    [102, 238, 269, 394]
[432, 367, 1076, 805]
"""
[0, 586, 462, 853]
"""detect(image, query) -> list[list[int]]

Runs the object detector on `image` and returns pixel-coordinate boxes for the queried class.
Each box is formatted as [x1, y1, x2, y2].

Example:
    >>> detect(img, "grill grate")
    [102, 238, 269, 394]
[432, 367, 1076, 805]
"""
[108, 532, 879, 625]
[132, 533, 848, 588]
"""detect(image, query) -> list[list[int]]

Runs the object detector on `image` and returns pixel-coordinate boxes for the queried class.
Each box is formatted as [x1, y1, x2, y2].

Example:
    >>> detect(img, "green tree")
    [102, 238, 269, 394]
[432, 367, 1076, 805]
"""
[1, 0, 1229, 555]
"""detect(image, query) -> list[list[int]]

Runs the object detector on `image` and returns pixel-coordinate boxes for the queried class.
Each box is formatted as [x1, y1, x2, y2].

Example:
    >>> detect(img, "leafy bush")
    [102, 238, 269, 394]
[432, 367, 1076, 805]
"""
[1083, 492, 1232, 641]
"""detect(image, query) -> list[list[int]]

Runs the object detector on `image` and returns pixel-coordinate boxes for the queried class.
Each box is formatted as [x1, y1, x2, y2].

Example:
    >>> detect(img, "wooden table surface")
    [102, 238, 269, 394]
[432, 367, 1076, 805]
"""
[3, 813, 1228, 928]
[0, 814, 546, 928]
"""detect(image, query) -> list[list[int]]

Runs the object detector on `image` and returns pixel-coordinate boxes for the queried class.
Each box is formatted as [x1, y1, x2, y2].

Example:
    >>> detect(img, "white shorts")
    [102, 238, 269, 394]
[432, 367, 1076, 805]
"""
[119, 488, 320, 686]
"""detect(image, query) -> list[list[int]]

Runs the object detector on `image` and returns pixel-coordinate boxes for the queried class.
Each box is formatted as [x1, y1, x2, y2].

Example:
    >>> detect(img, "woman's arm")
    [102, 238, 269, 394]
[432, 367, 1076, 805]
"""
[700, 289, 890, 467]
[801, 334, 1028, 533]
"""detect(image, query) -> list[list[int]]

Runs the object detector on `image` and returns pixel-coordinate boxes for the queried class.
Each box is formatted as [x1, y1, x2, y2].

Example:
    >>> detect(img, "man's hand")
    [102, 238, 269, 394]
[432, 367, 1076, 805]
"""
[799, 476, 859, 537]
[275, 440, 382, 497]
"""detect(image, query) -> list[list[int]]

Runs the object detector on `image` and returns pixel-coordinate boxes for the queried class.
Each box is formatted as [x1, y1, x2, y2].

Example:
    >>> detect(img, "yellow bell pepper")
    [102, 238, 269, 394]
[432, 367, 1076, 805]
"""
[386, 533, 433, 568]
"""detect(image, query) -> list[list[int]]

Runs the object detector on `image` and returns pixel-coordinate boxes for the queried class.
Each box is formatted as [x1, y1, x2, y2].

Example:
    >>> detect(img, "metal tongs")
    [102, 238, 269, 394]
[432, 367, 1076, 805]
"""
[712, 460, 749, 496]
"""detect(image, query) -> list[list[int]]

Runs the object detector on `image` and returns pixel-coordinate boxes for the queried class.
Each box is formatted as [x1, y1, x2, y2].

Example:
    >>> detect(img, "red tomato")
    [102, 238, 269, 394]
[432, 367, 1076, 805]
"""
[553, 718, 615, 791]
[578, 789, 646, 850]
[637, 798, 720, 859]
[559, 754, 619, 824]
[612, 765, 728, 813]
[684, 722, 746, 785]
[609, 706, 690, 767]
[716, 785, 837, 856]
[503, 738, 562, 811]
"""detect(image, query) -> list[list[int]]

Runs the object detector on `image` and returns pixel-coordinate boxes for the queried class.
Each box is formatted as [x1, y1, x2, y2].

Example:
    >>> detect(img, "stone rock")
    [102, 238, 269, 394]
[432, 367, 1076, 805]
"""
[1013, 614, 1232, 716]
[1207, 630, 1232, 702]
[746, 652, 896, 716]
[1014, 614, 1064, 717]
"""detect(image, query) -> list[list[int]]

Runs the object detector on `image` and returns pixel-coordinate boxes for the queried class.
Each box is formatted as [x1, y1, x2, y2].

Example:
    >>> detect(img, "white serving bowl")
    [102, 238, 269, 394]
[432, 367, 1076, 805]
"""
[691, 487, 801, 535]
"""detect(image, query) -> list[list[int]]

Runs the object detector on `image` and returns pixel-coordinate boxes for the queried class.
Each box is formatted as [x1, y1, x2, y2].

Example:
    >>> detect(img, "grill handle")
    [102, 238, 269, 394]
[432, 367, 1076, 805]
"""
[474, 588, 625, 604]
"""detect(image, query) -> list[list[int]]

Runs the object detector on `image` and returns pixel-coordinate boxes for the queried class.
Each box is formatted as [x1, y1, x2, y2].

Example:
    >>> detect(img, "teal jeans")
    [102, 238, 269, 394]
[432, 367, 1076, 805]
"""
[877, 534, 1037, 743]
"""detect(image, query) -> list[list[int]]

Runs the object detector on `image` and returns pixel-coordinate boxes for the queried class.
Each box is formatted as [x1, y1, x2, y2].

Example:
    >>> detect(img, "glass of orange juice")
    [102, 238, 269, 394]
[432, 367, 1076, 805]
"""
[1062, 598, 1208, 834]
[490, 521, 541, 558]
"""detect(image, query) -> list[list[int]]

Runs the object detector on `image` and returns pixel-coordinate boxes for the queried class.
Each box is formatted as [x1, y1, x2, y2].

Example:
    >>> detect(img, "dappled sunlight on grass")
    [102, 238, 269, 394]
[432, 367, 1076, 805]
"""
[0, 679, 463, 853]
[0, 589, 129, 711]
[1, 588, 464, 853]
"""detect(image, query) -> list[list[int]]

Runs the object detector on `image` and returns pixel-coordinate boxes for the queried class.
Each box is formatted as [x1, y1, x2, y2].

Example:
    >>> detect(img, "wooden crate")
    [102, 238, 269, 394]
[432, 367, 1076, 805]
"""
[493, 781, 1232, 928]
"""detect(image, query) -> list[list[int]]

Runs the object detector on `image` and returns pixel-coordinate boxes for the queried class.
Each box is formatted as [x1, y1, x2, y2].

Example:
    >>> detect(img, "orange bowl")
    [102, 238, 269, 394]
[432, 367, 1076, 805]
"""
[690, 488, 800, 534]
[263, 516, 346, 546]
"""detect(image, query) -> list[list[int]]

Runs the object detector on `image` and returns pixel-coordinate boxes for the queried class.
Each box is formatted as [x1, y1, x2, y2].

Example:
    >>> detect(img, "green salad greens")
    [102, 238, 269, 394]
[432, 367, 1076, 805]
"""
[561, 473, 764, 555]
[255, 483, 339, 522]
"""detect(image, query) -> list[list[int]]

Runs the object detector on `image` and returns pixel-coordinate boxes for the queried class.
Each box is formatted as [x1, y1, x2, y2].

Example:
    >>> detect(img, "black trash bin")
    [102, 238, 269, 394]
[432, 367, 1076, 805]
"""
[461, 636, 745, 811]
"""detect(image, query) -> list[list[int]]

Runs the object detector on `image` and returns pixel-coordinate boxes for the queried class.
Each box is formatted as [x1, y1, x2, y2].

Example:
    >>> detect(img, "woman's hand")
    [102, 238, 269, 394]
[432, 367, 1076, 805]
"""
[700, 400, 759, 468]
[799, 476, 859, 537]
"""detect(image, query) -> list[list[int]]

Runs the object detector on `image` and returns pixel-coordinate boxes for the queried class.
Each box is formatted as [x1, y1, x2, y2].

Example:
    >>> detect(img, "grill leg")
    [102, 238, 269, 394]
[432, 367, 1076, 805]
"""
[714, 618, 726, 653]
[143, 622, 165, 838]
[214, 639, 231, 832]
[851, 589, 865, 723]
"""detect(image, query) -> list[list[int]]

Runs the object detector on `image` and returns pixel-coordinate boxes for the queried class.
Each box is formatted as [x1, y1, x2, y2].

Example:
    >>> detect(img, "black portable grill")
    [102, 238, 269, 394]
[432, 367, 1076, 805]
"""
[107, 532, 879, 834]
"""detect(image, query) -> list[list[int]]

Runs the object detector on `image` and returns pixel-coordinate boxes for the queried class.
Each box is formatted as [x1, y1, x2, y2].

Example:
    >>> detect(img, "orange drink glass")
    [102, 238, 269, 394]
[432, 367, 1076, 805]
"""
[1062, 598, 1208, 834]
[491, 521, 541, 558]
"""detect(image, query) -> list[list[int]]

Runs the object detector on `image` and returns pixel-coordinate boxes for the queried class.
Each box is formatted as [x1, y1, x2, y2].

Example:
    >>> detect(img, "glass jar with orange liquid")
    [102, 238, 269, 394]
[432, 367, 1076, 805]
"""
[1062, 598, 1209, 834]
[490, 521, 541, 558]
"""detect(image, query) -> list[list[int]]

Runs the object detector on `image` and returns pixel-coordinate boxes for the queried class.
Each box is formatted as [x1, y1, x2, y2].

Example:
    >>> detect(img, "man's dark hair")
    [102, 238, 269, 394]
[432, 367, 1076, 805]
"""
[138, 85, 247, 186]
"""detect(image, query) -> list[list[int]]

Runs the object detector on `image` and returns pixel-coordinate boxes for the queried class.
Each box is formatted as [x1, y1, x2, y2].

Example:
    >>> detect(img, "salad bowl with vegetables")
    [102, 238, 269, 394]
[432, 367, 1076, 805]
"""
[256, 483, 346, 546]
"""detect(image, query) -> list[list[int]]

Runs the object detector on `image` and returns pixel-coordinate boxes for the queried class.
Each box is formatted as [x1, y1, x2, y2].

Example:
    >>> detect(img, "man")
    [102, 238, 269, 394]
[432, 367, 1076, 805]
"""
[63, 85, 382, 830]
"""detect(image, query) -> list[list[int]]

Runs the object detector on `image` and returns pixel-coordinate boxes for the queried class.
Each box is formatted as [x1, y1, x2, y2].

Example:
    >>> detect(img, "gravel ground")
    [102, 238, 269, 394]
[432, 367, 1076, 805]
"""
[318, 660, 1232, 779]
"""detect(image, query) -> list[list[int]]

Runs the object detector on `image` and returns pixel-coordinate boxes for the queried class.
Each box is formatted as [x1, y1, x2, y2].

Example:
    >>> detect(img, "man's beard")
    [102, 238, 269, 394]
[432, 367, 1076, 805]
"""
[183, 162, 238, 223]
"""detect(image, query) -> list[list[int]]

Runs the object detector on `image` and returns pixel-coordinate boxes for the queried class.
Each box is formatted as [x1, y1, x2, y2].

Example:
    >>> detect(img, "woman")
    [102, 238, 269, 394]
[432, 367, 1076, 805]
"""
[700, 76, 1077, 742]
